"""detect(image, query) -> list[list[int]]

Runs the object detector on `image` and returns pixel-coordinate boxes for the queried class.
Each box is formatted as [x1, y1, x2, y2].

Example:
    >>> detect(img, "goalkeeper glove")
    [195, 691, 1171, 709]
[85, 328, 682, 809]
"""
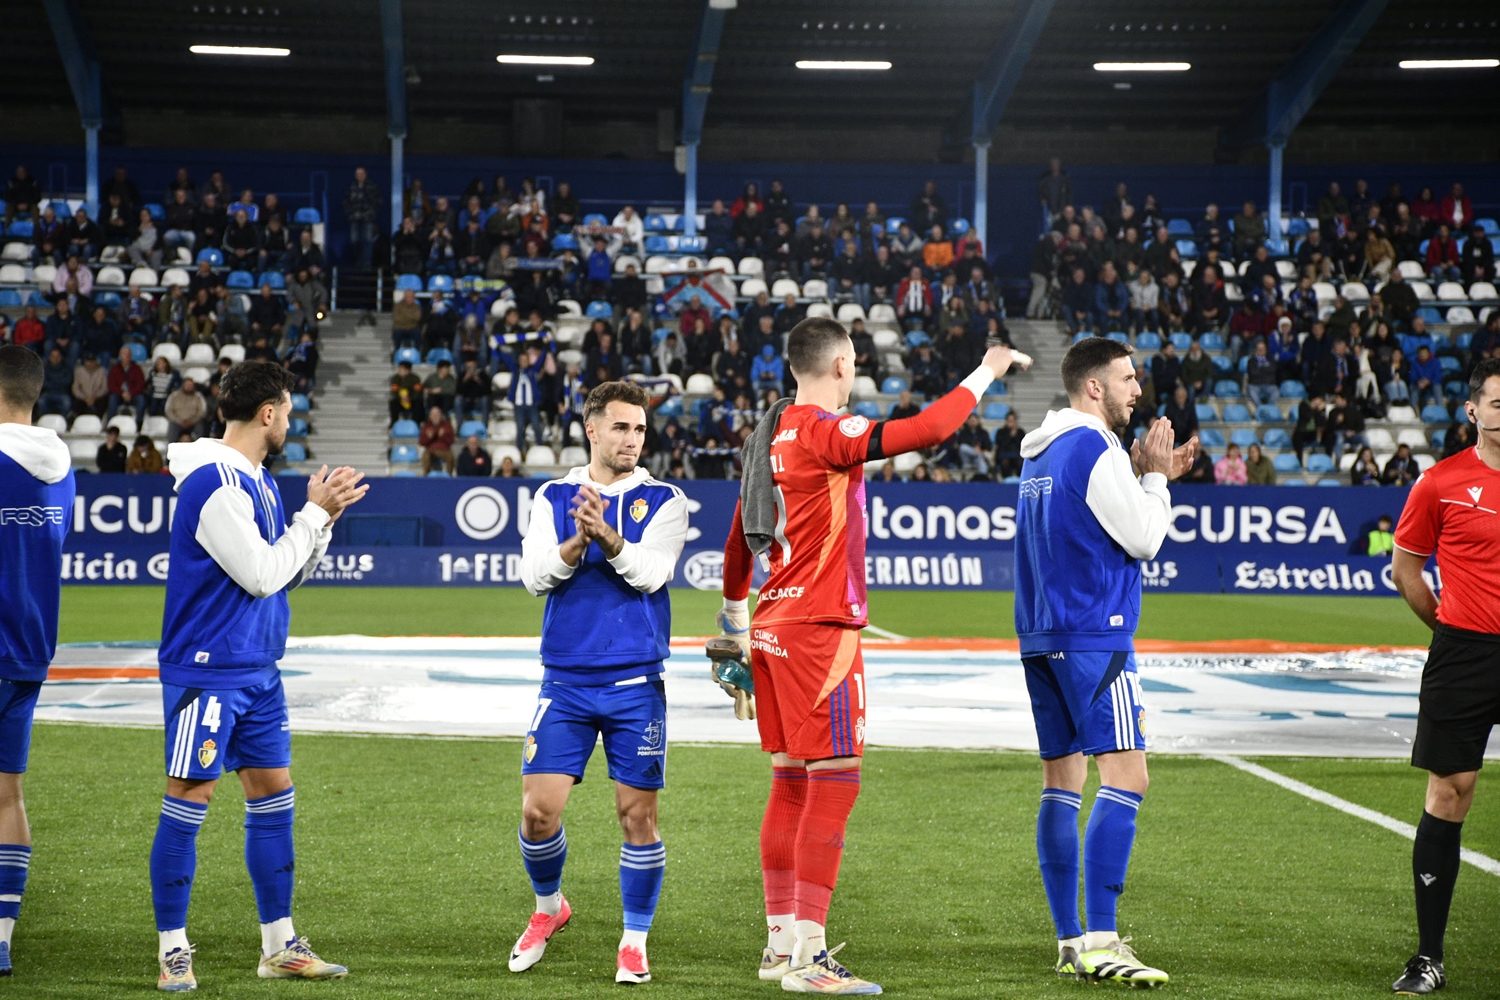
[707, 599, 755, 720]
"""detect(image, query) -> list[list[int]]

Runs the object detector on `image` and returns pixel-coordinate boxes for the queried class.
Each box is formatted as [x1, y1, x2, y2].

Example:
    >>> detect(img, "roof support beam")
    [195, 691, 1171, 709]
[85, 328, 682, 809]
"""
[679, 0, 731, 237]
[42, 0, 105, 212]
[381, 0, 408, 233]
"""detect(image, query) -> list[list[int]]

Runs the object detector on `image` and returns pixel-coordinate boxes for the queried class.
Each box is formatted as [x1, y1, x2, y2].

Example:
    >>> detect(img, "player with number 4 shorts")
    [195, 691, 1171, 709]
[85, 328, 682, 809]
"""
[718, 318, 1024, 993]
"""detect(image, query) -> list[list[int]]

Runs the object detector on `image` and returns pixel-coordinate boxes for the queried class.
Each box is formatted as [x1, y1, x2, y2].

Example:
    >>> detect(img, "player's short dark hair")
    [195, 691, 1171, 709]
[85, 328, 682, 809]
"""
[0, 345, 44, 411]
[218, 361, 296, 422]
[583, 380, 649, 422]
[786, 317, 849, 376]
[1469, 357, 1500, 401]
[1061, 336, 1134, 397]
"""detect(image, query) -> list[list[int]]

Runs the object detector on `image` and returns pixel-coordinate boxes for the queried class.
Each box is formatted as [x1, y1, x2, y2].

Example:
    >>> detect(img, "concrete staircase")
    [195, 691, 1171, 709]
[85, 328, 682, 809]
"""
[1000, 318, 1069, 429]
[299, 313, 390, 473]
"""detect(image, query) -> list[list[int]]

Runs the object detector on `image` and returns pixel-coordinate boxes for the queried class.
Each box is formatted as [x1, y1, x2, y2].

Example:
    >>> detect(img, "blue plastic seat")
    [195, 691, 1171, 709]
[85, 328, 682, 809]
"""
[0, 290, 20, 308]
[1106, 331, 1129, 343]
[582, 213, 609, 228]
[426, 469, 451, 478]
[293, 207, 322, 225]
[1214, 380, 1242, 398]
[94, 291, 121, 309]
[1072, 331, 1095, 344]
[394, 347, 422, 366]
[425, 348, 454, 366]
[128, 342, 149, 363]
[853, 401, 881, 419]
[1167, 219, 1194, 236]
[280, 442, 307, 463]
[983, 402, 1011, 420]
[551, 232, 578, 251]
[1287, 218, 1310, 236]
[390, 444, 419, 463]
[1263, 428, 1292, 448]
[1136, 332, 1162, 351]
[586, 300, 614, 319]
[904, 330, 931, 349]
[196, 248, 224, 266]
[6, 221, 32, 238]
[1305, 453, 1335, 474]
[884, 216, 906, 231]
[1195, 403, 1217, 423]
[426, 274, 454, 292]
[1264, 238, 1289, 256]
[947, 218, 971, 236]
[1431, 431, 1447, 449]
[1175, 239, 1198, 259]
[1230, 428, 1259, 448]
[1317, 478, 1343, 486]
[1212, 355, 1233, 373]
[226, 271, 254, 289]
[1198, 428, 1225, 448]
[1457, 332, 1473, 350]
[289, 393, 311, 413]
[1444, 380, 1468, 399]
[1284, 478, 1308, 486]
[390, 419, 420, 440]
[881, 376, 908, 394]
[458, 420, 487, 439]
[1419, 239, 1431, 257]
[1478, 218, 1500, 236]
[656, 398, 684, 418]
[258, 271, 286, 289]
[277, 467, 303, 477]
[1237, 355, 1250, 373]
[145, 203, 166, 222]
[644, 215, 668, 232]
[1279, 380, 1307, 399]
[1222, 403, 1251, 422]
[1422, 404, 1451, 423]
[1170, 333, 1192, 352]
[1273, 453, 1302, 472]
[1439, 355, 1462, 373]
[1200, 332, 1226, 351]
[985, 381, 1007, 396]
[390, 469, 418, 477]
[1418, 307, 1446, 327]
[395, 273, 423, 292]
[288, 418, 310, 437]
[677, 235, 706, 254]
[643, 235, 670, 254]
[1255, 404, 1282, 422]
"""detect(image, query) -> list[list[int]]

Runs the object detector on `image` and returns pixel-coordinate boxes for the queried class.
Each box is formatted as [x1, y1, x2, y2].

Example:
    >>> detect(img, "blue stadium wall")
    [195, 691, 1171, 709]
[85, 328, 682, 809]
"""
[61, 476, 1419, 597]
[5, 140, 1498, 280]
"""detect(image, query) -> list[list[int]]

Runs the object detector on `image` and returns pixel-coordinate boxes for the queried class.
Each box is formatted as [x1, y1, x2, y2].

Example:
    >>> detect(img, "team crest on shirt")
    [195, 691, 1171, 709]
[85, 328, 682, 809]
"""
[1137, 708, 1147, 738]
[855, 718, 866, 745]
[194, 651, 210, 664]
[524, 735, 538, 763]
[630, 498, 649, 523]
[197, 739, 217, 768]
[838, 414, 870, 438]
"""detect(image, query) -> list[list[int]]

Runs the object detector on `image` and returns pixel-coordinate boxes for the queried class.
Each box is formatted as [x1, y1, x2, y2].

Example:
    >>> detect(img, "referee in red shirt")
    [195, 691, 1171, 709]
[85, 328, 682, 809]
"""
[1388, 356, 1500, 995]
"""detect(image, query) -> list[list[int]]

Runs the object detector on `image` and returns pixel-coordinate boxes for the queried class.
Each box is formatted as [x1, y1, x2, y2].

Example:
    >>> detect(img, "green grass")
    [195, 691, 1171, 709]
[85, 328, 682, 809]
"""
[58, 587, 1434, 647]
[15, 726, 1500, 998]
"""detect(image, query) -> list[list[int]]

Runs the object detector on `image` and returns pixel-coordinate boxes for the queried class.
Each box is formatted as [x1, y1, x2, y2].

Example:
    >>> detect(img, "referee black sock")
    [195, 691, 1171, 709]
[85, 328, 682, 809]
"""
[1413, 811, 1463, 962]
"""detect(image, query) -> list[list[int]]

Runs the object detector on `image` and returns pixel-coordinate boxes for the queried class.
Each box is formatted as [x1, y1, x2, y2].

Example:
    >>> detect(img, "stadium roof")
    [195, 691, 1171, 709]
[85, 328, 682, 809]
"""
[6, 0, 1499, 151]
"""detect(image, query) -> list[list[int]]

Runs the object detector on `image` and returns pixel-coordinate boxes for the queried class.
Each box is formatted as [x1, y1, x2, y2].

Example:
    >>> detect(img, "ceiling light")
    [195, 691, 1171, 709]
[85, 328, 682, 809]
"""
[189, 44, 289, 56]
[795, 59, 892, 70]
[1398, 58, 1499, 69]
[497, 54, 594, 66]
[1093, 61, 1190, 71]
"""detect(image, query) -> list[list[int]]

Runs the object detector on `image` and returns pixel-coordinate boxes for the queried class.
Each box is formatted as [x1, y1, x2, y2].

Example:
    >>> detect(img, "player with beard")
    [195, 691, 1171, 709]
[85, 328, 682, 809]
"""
[1013, 337, 1195, 986]
[150, 362, 368, 991]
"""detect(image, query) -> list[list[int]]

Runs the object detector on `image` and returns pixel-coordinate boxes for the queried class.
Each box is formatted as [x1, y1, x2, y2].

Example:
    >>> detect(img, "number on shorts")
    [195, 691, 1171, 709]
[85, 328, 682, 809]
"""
[853, 673, 865, 710]
[202, 695, 222, 734]
[528, 698, 553, 733]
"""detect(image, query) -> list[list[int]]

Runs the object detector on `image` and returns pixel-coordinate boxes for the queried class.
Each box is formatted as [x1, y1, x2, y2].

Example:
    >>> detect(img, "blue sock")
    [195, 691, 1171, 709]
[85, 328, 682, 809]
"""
[1083, 786, 1143, 934]
[151, 796, 208, 931]
[519, 827, 567, 896]
[244, 787, 296, 924]
[619, 841, 666, 933]
[0, 845, 31, 922]
[1037, 789, 1083, 940]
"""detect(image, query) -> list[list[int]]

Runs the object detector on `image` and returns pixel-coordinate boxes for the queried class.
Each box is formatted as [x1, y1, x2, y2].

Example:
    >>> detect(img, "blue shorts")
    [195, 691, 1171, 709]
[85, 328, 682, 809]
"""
[522, 676, 667, 790]
[0, 681, 44, 774]
[1022, 650, 1147, 760]
[162, 675, 291, 780]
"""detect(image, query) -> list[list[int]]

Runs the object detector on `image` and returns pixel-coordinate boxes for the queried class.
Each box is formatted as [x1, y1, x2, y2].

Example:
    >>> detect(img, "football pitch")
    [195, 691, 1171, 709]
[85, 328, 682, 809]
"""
[20, 588, 1497, 998]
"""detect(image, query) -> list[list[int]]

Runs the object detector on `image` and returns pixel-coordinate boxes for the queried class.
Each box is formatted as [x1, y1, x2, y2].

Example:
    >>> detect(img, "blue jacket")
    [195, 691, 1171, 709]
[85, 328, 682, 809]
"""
[1410, 355, 1444, 387]
[1013, 409, 1172, 654]
[1093, 279, 1129, 316]
[0, 426, 75, 682]
[521, 466, 690, 683]
[751, 346, 784, 384]
[159, 439, 331, 689]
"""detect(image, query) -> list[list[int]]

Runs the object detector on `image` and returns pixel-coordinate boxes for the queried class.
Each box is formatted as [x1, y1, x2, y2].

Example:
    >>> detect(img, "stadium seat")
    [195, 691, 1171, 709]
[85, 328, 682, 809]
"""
[1447, 306, 1477, 325]
[881, 376, 908, 395]
[1195, 403, 1218, 423]
[802, 278, 829, 300]
[1222, 403, 1251, 422]
[685, 373, 716, 395]
[128, 342, 149, 363]
[287, 418, 309, 438]
[1416, 306, 1445, 327]
[550, 232, 578, 252]
[152, 342, 183, 365]
[280, 442, 307, 463]
[455, 420, 486, 440]
[805, 303, 833, 319]
[583, 300, 612, 321]
[161, 267, 191, 288]
[983, 402, 1011, 420]
[94, 291, 122, 310]
[1212, 356, 1233, 373]
[852, 375, 878, 398]
[868, 303, 897, 325]
[1316, 478, 1343, 486]
[1478, 218, 1500, 236]
[226, 271, 255, 289]
[96, 266, 127, 287]
[425, 348, 454, 366]
[1072, 332, 1094, 345]
[643, 236, 670, 254]
[884, 216, 906, 231]
[0, 291, 21, 308]
[525, 445, 556, 466]
[1470, 282, 1500, 301]
[390, 444, 419, 464]
[1341, 283, 1370, 302]
[426, 274, 454, 293]
[1262, 428, 1292, 448]
[395, 273, 422, 292]
[677, 236, 706, 254]
[1175, 239, 1197, 259]
[1214, 380, 1242, 398]
[1199, 332, 1226, 351]
[1305, 453, 1335, 473]
[183, 343, 217, 366]
[1255, 404, 1282, 422]
[0, 262, 27, 284]
[771, 278, 801, 299]
[290, 393, 311, 413]
[1167, 219, 1193, 236]
[737, 256, 764, 277]
[1275, 260, 1297, 280]
[290, 207, 321, 225]
[655, 398, 683, 418]
[905, 330, 931, 349]
[1279, 380, 1307, 399]
[836, 303, 867, 323]
[128, 267, 158, 286]
[1106, 332, 1129, 343]
[36, 414, 67, 434]
[390, 420, 421, 441]
[1229, 428, 1259, 448]
[853, 401, 881, 420]
[1136, 332, 1162, 352]
[1273, 453, 1302, 472]
[1421, 404, 1451, 423]
[196, 248, 224, 266]
[1170, 333, 1192, 352]
[644, 215, 668, 233]
[107, 414, 139, 436]
[1198, 428, 1225, 448]
[6, 221, 32, 239]
[394, 347, 422, 366]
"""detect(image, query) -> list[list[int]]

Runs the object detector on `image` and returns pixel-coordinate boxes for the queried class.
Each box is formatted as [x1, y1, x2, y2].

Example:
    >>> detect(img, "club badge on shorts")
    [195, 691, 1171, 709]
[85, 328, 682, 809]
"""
[1137, 707, 1147, 737]
[524, 735, 538, 763]
[630, 498, 649, 523]
[197, 739, 217, 768]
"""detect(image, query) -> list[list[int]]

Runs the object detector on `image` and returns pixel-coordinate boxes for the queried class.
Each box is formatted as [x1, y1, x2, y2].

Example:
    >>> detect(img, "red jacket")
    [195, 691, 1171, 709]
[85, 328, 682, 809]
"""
[679, 306, 711, 336]
[1427, 235, 1460, 269]
[13, 317, 45, 347]
[1440, 194, 1473, 231]
[419, 419, 455, 451]
[108, 360, 146, 397]
[895, 276, 932, 311]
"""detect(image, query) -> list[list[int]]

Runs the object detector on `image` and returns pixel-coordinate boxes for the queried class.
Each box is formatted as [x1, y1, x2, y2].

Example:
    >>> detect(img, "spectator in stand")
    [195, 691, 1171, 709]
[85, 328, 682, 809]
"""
[1214, 442, 1248, 485]
[896, 266, 933, 330]
[921, 223, 953, 275]
[243, 285, 284, 351]
[729, 182, 763, 219]
[1408, 185, 1440, 235]
[343, 166, 379, 268]
[286, 268, 326, 341]
[31, 205, 64, 266]
[796, 222, 833, 280]
[127, 209, 163, 270]
[868, 245, 899, 304]
[550, 181, 580, 232]
[391, 216, 426, 274]
[1155, 270, 1187, 333]
[13, 304, 44, 355]
[954, 413, 992, 479]
[1460, 223, 1494, 283]
[1287, 275, 1318, 332]
[1295, 228, 1334, 281]
[1245, 442, 1275, 484]
[456, 436, 491, 477]
[1349, 446, 1380, 486]
[1027, 231, 1061, 319]
[1059, 267, 1091, 334]
[1381, 347, 1411, 405]
[126, 435, 163, 474]
[1180, 340, 1214, 399]
[186, 288, 217, 347]
[45, 300, 82, 364]
[419, 406, 456, 475]
[732, 201, 765, 255]
[455, 215, 490, 276]
[72, 353, 108, 417]
[80, 304, 121, 362]
[1383, 443, 1419, 486]
[609, 205, 644, 257]
[1440, 182, 1473, 233]
[991, 411, 1024, 478]
[1441, 421, 1473, 459]
[1291, 395, 1327, 462]
[423, 359, 456, 414]
[4, 165, 41, 222]
[1150, 339, 1182, 397]
[165, 377, 207, 438]
[909, 180, 948, 232]
[100, 165, 140, 212]
[391, 287, 422, 348]
[456, 358, 489, 423]
[193, 192, 226, 252]
[1314, 337, 1359, 399]
[508, 342, 552, 448]
[1363, 226, 1396, 280]
[285, 330, 318, 394]
[96, 426, 127, 472]
[907, 342, 945, 399]
[678, 295, 711, 338]
[222, 209, 259, 271]
[1037, 157, 1071, 224]
[654, 331, 685, 378]
[764, 219, 795, 274]
[284, 226, 327, 282]
[1244, 340, 1280, 405]
[1324, 392, 1367, 463]
[884, 390, 919, 422]
[107, 345, 147, 423]
[1189, 264, 1228, 334]
[1163, 385, 1198, 446]
[99, 193, 136, 247]
[63, 207, 100, 261]
[389, 358, 421, 425]
[1381, 269, 1419, 329]
[1092, 261, 1129, 332]
[831, 240, 869, 310]
[1427, 224, 1462, 283]
[37, 348, 72, 416]
[703, 198, 734, 256]
[53, 255, 94, 298]
[1232, 201, 1266, 260]
[162, 188, 196, 255]
[145, 356, 178, 417]
[751, 343, 784, 397]
[1409, 344, 1443, 406]
[889, 221, 924, 270]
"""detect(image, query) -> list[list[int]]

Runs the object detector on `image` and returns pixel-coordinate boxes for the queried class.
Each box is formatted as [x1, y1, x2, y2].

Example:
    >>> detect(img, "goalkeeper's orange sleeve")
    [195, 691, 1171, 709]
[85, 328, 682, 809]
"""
[722, 500, 753, 602]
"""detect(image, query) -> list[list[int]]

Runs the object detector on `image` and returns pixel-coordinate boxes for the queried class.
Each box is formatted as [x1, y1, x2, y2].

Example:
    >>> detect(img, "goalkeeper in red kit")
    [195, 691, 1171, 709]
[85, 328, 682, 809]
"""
[715, 317, 1022, 994]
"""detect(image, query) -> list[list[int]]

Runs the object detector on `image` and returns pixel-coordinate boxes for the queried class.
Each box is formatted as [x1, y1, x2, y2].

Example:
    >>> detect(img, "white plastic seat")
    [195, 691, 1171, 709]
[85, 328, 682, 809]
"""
[770, 278, 801, 299]
[801, 279, 829, 300]
[96, 266, 127, 287]
[707, 256, 736, 273]
[1274, 260, 1296, 280]
[69, 438, 101, 463]
[0, 243, 30, 262]
[613, 254, 641, 275]
[128, 267, 158, 286]
[1469, 282, 1499, 301]
[1446, 306, 1476, 325]
[183, 366, 211, 384]
[893, 451, 922, 474]
[152, 342, 183, 365]
[1182, 260, 1197, 278]
[490, 443, 523, 467]
[491, 371, 513, 392]
[1237, 260, 1253, 277]
[868, 303, 898, 325]
[37, 414, 68, 434]
[69, 414, 103, 437]
[644, 256, 670, 274]
[1411, 281, 1434, 301]
[556, 299, 583, 316]
[679, 255, 704, 271]
[1280, 280, 1296, 299]
[1364, 428, 1395, 451]
[872, 328, 900, 351]
[805, 303, 833, 319]
[837, 303, 867, 323]
[852, 376, 878, 398]
[1397, 260, 1426, 280]
[1341, 283, 1369, 302]
[33, 264, 57, 287]
[161, 267, 191, 287]
[1436, 282, 1467, 302]
[1415, 454, 1436, 471]
[1313, 281, 1337, 302]
[142, 415, 170, 438]
[0, 263, 27, 283]
[183, 343, 217, 365]
[525, 445, 557, 466]
[739, 278, 768, 299]
[556, 348, 584, 368]
[219, 344, 246, 364]
[1225, 283, 1245, 303]
[737, 256, 764, 277]
[1396, 429, 1429, 449]
[685, 373, 716, 394]
[558, 446, 589, 467]
[108, 414, 139, 436]
[1339, 452, 1358, 471]
[1386, 405, 1417, 423]
[488, 298, 511, 318]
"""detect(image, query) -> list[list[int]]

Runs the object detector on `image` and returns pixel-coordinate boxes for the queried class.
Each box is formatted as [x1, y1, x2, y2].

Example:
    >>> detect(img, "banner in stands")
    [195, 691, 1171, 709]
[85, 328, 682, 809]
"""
[61, 476, 1423, 595]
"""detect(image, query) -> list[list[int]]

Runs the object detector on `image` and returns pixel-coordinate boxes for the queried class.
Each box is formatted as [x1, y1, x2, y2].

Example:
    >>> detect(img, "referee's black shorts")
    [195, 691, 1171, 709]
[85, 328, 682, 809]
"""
[1413, 624, 1500, 774]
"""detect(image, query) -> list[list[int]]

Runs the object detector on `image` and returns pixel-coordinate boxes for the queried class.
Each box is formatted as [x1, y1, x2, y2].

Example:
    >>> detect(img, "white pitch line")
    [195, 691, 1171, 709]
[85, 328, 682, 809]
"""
[1210, 754, 1500, 877]
[861, 623, 911, 641]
